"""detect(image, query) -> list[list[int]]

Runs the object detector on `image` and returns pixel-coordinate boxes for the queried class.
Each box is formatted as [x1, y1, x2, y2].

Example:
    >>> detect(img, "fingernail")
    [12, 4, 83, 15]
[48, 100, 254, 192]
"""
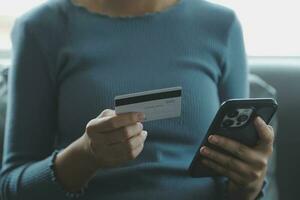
[137, 113, 145, 121]
[142, 131, 148, 138]
[200, 147, 209, 155]
[200, 147, 205, 153]
[209, 135, 218, 144]
[138, 123, 143, 130]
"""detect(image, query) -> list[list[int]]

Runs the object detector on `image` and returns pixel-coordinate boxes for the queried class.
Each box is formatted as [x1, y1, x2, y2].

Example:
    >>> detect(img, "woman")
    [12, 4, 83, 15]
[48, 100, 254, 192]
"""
[0, 0, 274, 199]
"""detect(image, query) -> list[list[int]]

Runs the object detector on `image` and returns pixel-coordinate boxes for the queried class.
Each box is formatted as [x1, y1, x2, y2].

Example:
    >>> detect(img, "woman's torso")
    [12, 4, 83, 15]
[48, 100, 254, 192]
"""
[31, 0, 237, 198]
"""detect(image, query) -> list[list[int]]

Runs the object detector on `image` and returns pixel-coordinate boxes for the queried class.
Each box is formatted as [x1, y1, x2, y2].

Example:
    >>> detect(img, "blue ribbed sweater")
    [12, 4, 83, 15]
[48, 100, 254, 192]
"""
[0, 0, 248, 199]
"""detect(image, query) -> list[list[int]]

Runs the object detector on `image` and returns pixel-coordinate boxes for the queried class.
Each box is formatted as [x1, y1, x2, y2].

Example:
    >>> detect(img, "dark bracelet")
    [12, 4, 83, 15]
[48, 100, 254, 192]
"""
[49, 150, 89, 199]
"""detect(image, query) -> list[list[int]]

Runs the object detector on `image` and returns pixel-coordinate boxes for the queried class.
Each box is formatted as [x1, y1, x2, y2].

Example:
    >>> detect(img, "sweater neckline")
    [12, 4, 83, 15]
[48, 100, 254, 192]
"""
[68, 0, 185, 20]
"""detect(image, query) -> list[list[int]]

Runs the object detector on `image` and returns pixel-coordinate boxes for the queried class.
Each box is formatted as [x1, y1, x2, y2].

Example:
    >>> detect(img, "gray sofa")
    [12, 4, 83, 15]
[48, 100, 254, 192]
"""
[250, 57, 300, 200]
[0, 57, 300, 200]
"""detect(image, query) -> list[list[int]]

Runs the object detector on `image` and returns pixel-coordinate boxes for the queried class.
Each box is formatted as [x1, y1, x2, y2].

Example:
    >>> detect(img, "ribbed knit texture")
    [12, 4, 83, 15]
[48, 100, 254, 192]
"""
[0, 0, 249, 199]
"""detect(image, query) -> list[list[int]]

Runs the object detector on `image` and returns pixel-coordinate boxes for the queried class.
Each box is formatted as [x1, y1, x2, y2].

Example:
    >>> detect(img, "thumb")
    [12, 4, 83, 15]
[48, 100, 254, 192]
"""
[255, 116, 274, 147]
[98, 109, 116, 118]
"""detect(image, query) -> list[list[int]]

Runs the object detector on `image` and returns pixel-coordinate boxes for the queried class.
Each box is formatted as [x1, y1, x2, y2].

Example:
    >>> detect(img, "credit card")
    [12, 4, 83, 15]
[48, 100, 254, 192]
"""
[114, 86, 182, 122]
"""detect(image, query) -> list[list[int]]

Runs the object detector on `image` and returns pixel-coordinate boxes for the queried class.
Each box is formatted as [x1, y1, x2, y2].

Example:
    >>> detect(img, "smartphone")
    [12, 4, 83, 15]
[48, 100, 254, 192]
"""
[188, 98, 278, 177]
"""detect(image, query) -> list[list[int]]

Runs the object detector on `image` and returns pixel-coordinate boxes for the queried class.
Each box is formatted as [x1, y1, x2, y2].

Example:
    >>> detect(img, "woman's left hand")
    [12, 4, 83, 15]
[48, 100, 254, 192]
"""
[199, 116, 274, 200]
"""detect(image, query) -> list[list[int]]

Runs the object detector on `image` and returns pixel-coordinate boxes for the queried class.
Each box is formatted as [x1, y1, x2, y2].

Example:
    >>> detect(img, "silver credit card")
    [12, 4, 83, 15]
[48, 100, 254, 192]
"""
[114, 86, 182, 122]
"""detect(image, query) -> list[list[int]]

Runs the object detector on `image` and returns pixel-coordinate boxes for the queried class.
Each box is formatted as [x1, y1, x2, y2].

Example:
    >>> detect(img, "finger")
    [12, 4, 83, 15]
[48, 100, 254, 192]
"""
[110, 131, 147, 159]
[201, 159, 248, 187]
[254, 116, 274, 147]
[105, 123, 144, 145]
[101, 141, 145, 168]
[117, 141, 145, 162]
[87, 112, 145, 133]
[88, 122, 144, 145]
[128, 140, 145, 160]
[208, 135, 260, 165]
[200, 146, 259, 181]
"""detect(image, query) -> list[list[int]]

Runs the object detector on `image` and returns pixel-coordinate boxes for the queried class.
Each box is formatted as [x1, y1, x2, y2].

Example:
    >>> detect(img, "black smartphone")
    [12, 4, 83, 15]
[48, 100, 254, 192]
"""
[188, 98, 278, 177]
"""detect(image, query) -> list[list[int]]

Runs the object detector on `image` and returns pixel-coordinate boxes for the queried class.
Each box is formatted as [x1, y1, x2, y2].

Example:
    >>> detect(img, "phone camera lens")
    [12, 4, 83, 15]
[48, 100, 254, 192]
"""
[222, 119, 234, 128]
[237, 115, 249, 123]
[227, 110, 239, 118]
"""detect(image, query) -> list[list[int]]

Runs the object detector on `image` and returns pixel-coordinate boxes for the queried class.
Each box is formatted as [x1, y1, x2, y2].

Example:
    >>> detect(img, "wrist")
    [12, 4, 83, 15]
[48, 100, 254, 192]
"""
[54, 135, 99, 192]
[76, 134, 99, 172]
[227, 180, 262, 200]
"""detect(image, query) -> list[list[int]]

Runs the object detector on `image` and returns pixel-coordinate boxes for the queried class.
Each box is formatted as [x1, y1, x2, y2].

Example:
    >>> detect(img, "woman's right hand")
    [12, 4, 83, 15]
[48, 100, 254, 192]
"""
[82, 109, 147, 169]
[54, 109, 147, 192]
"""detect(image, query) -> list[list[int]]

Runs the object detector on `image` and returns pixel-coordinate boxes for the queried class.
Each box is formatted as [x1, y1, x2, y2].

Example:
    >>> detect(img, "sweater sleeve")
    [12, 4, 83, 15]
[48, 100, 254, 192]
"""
[0, 17, 68, 200]
[218, 15, 249, 102]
